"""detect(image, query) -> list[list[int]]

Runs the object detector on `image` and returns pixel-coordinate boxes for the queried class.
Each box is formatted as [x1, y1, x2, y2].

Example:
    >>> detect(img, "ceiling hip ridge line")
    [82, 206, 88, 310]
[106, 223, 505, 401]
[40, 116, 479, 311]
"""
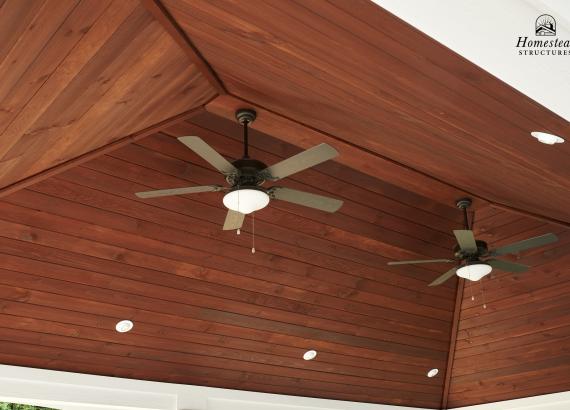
[139, 0, 227, 95]
[441, 278, 465, 410]
[0, 105, 208, 199]
[208, 94, 570, 229]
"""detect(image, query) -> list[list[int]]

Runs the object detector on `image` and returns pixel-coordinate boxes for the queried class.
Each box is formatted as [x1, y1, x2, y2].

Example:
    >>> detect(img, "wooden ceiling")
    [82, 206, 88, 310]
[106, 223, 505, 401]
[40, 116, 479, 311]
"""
[0, 0, 215, 192]
[0, 0, 569, 409]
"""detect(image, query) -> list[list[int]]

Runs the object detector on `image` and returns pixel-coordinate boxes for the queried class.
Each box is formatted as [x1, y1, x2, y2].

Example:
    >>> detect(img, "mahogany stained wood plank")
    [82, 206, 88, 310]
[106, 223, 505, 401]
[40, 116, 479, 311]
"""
[0, 0, 216, 189]
[447, 217, 570, 407]
[162, 0, 570, 225]
[0, 119, 470, 407]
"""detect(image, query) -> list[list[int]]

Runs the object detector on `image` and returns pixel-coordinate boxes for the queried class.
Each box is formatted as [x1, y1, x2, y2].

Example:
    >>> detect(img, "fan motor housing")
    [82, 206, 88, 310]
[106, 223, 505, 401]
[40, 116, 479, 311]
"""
[227, 158, 267, 187]
[453, 240, 489, 258]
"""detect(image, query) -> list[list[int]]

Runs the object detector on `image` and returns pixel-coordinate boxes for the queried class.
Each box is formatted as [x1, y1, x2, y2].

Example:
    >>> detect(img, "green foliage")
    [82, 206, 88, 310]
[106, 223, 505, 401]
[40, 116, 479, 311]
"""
[0, 402, 58, 410]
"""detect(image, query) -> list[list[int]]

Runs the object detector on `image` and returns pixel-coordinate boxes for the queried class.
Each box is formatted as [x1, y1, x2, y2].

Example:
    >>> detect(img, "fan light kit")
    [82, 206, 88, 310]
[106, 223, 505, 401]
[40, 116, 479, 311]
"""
[115, 320, 133, 333]
[387, 198, 558, 287]
[135, 108, 343, 234]
[456, 262, 493, 281]
[223, 188, 269, 214]
[303, 350, 317, 361]
[530, 131, 564, 145]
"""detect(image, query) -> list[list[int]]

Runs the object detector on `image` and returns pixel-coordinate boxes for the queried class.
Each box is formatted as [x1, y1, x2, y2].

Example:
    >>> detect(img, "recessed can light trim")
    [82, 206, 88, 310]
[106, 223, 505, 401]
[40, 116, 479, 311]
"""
[115, 320, 134, 333]
[531, 131, 565, 145]
[303, 350, 317, 361]
[427, 368, 439, 378]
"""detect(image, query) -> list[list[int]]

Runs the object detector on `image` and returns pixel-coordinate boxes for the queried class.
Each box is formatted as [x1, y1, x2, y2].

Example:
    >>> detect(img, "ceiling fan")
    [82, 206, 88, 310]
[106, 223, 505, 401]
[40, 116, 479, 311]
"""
[387, 199, 558, 286]
[135, 109, 343, 231]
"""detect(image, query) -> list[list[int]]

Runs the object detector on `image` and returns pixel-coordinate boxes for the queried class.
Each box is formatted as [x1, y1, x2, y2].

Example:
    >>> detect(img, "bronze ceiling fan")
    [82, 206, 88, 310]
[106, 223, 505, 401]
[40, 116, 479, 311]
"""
[388, 199, 558, 286]
[135, 109, 343, 231]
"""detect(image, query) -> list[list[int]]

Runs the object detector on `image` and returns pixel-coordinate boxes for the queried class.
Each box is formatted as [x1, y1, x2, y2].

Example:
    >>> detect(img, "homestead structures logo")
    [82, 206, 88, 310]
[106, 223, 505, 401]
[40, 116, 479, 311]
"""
[516, 14, 570, 55]
[535, 14, 556, 36]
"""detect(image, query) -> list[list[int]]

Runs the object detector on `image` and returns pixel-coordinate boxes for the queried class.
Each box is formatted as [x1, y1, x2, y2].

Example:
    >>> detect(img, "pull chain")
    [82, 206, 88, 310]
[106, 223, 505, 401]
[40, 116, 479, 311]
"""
[481, 277, 487, 309]
[469, 278, 474, 301]
[251, 211, 256, 254]
[236, 186, 241, 235]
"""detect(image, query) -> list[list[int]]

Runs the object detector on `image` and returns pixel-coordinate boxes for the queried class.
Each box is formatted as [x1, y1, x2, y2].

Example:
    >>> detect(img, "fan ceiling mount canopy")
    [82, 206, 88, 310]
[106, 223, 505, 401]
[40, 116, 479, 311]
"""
[388, 198, 558, 286]
[136, 108, 343, 231]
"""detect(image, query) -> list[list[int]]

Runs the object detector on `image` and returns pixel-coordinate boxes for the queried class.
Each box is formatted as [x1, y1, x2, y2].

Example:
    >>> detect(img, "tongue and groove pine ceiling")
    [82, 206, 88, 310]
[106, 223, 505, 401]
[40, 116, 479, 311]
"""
[0, 0, 569, 409]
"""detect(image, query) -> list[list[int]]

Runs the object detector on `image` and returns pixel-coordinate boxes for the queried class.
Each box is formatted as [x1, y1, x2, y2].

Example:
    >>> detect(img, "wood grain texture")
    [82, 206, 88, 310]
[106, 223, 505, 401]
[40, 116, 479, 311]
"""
[446, 220, 570, 407]
[0, 0, 217, 189]
[0, 112, 467, 408]
[162, 0, 570, 225]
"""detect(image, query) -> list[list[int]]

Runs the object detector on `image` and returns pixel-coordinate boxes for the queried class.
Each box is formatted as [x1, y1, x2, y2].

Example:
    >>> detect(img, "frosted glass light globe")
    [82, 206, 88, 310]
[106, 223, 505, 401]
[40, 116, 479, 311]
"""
[223, 188, 269, 214]
[456, 263, 492, 281]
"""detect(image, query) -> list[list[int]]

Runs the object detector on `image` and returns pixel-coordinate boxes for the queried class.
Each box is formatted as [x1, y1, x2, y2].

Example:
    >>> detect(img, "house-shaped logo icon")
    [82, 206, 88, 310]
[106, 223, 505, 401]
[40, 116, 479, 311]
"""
[535, 14, 556, 36]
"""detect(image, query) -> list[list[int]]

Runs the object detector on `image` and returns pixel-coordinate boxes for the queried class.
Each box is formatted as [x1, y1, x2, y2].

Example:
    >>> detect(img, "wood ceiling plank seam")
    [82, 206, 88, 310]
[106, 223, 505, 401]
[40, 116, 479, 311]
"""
[0, 105, 208, 198]
[165, 120, 461, 235]
[458, 300, 570, 343]
[0, 0, 48, 62]
[450, 354, 570, 385]
[0, 330, 441, 403]
[117, 137, 457, 253]
[113, 137, 456, 260]
[0, 0, 79, 110]
[289, 0, 570, 154]
[3, 302, 440, 377]
[0, 343, 440, 409]
[441, 278, 465, 410]
[168, 6, 564, 198]
[0, 314, 441, 392]
[0, 0, 115, 164]
[0, 260, 448, 358]
[0, 280, 443, 369]
[0, 223, 452, 351]
[12, 182, 457, 316]
[0, 239, 451, 344]
[13, 2, 167, 158]
[456, 315, 570, 354]
[139, 0, 226, 95]
[0, 0, 140, 160]
[2, 190, 456, 324]
[452, 334, 570, 378]
[207, 0, 570, 187]
[20, 27, 194, 179]
[205, 94, 481, 208]
[0, 238, 451, 351]
[0, 348, 439, 407]
[2, 272, 446, 360]
[0, 300, 439, 380]
[68, 155, 458, 284]
[324, 0, 570, 134]
[459, 286, 570, 329]
[187, 26, 568, 221]
[2, 191, 455, 331]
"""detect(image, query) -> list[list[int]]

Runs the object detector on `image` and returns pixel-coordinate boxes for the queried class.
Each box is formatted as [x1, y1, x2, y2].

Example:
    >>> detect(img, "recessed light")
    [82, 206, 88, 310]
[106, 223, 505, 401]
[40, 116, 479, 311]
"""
[115, 320, 134, 333]
[303, 350, 317, 361]
[531, 131, 565, 145]
[427, 368, 439, 378]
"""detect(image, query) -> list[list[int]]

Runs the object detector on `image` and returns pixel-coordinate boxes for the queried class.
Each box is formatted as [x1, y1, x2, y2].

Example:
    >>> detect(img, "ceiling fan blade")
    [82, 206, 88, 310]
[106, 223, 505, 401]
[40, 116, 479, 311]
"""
[487, 259, 529, 273]
[453, 230, 478, 253]
[492, 233, 558, 256]
[428, 266, 458, 287]
[178, 136, 237, 175]
[270, 187, 343, 213]
[388, 259, 454, 265]
[135, 185, 222, 199]
[262, 143, 338, 180]
[223, 209, 245, 230]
